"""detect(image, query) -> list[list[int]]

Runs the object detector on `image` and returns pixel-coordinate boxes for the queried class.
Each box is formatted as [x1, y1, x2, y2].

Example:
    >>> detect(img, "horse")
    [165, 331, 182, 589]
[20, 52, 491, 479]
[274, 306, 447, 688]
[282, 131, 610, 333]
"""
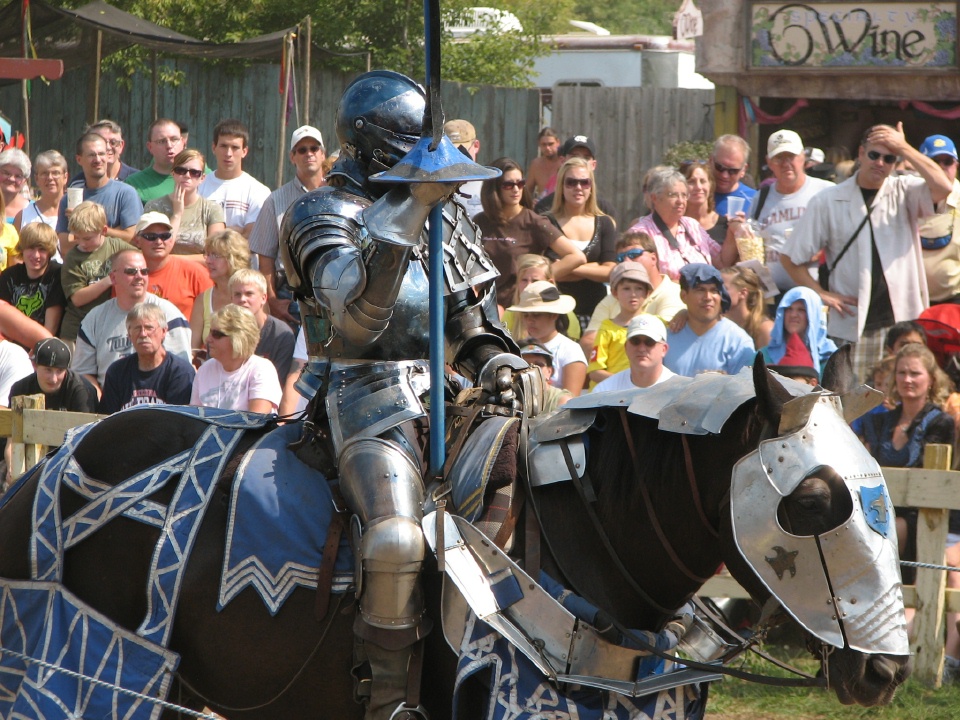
[0, 351, 910, 718]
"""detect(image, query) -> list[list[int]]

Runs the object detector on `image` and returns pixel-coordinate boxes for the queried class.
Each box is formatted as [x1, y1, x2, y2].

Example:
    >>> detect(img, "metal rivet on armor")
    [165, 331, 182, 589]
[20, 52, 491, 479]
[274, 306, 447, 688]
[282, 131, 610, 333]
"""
[831, 615, 837, 620]
[778, 457, 784, 463]
[850, 598, 857, 604]
[781, 443, 787, 448]
[681, 420, 687, 425]
[529, 584, 535, 590]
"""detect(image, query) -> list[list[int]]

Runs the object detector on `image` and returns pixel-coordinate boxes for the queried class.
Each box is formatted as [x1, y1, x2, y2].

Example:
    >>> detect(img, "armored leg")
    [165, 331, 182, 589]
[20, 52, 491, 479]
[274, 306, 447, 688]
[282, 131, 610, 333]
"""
[339, 433, 428, 720]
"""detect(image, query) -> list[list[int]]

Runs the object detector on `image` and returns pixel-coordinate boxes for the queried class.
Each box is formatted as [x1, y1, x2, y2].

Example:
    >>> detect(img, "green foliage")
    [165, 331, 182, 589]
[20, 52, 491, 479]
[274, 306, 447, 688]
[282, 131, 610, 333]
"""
[569, 0, 673, 36]
[47, 0, 562, 88]
[661, 140, 713, 167]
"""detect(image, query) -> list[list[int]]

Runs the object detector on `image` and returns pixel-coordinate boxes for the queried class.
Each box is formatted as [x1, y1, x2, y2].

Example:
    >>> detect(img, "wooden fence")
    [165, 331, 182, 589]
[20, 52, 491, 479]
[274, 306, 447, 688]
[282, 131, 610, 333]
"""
[703, 443, 960, 688]
[551, 85, 717, 229]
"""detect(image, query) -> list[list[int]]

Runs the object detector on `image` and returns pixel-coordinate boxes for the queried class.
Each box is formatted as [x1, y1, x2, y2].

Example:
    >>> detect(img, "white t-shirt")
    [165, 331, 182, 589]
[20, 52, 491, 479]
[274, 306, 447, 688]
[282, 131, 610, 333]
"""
[754, 176, 834, 291]
[591, 365, 675, 393]
[198, 172, 271, 231]
[190, 354, 282, 412]
[0, 341, 35, 404]
[542, 332, 587, 388]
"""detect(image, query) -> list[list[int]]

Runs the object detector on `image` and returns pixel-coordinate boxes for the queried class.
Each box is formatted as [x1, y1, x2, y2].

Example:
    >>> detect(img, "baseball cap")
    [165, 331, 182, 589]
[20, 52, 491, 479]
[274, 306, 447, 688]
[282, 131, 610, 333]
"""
[561, 135, 597, 158]
[291, 125, 324, 150]
[626, 314, 667, 344]
[920, 134, 958, 160]
[33, 338, 71, 369]
[609, 261, 651, 290]
[767, 130, 804, 158]
[443, 119, 476, 148]
[135, 211, 173, 235]
[678, 263, 731, 312]
[804, 147, 825, 164]
[507, 281, 576, 315]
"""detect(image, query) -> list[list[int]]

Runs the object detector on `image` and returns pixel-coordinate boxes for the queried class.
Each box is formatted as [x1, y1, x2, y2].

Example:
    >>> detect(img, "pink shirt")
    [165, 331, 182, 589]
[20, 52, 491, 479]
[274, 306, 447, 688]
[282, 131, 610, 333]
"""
[190, 354, 281, 412]
[628, 214, 721, 282]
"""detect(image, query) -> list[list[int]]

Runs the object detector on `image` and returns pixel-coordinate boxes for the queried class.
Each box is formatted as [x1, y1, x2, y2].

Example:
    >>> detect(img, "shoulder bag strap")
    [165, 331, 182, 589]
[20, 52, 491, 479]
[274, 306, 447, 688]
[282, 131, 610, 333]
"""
[751, 184, 772, 220]
[828, 203, 874, 275]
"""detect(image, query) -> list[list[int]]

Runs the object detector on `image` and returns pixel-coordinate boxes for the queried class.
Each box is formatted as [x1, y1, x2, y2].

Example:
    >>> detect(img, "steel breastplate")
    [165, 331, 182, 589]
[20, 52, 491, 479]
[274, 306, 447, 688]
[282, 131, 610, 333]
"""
[730, 396, 908, 655]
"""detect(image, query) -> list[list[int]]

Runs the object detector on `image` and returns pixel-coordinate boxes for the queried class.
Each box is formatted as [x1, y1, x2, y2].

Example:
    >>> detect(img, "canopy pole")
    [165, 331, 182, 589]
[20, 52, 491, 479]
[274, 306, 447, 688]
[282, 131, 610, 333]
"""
[92, 30, 102, 123]
[151, 52, 158, 120]
[303, 17, 311, 125]
[20, 80, 29, 156]
[276, 33, 292, 188]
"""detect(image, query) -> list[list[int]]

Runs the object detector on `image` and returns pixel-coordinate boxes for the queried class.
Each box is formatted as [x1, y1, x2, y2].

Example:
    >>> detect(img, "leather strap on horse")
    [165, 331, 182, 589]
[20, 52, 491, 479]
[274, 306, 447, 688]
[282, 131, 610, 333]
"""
[316, 485, 349, 622]
[682, 435, 719, 539]
[618, 410, 710, 585]
[558, 438, 673, 616]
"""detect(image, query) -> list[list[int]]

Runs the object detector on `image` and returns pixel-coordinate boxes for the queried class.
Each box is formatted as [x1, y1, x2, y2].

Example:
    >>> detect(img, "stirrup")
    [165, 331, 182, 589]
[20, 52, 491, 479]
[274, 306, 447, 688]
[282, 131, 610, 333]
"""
[389, 703, 429, 720]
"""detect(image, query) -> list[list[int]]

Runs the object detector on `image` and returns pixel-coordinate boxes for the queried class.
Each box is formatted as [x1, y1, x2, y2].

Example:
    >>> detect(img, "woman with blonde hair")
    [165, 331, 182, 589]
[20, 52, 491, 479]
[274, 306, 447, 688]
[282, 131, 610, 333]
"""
[501, 254, 580, 341]
[721, 265, 774, 349]
[544, 157, 617, 330]
[189, 229, 251, 351]
[191, 304, 281, 413]
[144, 148, 225, 256]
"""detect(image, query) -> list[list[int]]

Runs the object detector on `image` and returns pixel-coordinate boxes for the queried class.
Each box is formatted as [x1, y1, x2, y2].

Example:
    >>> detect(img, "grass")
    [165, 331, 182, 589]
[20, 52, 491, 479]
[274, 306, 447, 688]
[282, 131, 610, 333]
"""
[706, 647, 960, 719]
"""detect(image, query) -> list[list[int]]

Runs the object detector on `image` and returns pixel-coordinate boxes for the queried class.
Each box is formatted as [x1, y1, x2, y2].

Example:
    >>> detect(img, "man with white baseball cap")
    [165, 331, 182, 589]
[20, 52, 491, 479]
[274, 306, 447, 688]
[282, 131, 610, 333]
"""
[749, 129, 833, 293]
[250, 125, 326, 323]
[444, 119, 483, 217]
[592, 313, 674, 392]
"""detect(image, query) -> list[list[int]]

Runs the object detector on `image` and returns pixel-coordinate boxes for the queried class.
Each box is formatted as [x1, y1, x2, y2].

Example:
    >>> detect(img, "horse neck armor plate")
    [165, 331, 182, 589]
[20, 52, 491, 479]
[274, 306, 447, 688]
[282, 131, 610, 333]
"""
[730, 396, 908, 655]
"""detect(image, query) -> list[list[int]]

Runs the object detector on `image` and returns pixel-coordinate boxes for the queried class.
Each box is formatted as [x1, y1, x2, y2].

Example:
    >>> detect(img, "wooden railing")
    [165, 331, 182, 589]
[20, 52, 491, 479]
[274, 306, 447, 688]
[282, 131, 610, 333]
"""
[703, 443, 960, 688]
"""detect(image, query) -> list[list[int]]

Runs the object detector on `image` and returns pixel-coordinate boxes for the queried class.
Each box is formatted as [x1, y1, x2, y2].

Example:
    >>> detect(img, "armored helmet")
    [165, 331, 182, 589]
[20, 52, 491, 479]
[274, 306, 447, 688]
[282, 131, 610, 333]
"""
[336, 70, 425, 176]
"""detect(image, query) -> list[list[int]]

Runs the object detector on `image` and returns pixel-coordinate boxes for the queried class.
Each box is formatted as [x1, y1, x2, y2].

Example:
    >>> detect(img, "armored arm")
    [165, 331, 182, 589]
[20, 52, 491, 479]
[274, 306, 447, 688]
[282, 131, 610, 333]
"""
[281, 184, 451, 348]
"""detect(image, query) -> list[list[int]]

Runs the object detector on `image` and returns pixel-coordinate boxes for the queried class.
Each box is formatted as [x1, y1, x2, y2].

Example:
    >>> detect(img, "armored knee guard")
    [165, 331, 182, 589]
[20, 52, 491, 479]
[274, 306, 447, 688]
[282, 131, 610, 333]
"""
[339, 436, 426, 630]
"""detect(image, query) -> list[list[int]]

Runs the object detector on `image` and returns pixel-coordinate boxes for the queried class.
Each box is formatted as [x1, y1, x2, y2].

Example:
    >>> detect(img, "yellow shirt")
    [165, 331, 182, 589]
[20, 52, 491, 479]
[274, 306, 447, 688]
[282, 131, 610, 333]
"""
[0, 222, 19, 271]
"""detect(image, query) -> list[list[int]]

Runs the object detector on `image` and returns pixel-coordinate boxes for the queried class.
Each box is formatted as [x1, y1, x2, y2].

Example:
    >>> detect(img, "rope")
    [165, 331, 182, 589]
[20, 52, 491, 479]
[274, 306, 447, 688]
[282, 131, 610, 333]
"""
[901, 560, 960, 573]
[0, 647, 218, 719]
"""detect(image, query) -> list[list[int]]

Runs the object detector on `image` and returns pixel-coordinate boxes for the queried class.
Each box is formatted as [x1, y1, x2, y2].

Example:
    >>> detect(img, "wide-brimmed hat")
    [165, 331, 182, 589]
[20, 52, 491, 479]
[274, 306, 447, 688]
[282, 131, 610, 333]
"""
[507, 281, 576, 314]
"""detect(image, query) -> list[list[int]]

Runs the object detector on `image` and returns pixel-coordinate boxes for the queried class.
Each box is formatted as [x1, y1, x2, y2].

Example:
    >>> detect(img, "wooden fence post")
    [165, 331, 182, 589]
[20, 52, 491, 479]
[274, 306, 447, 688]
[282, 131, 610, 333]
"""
[912, 442, 952, 687]
[10, 394, 44, 481]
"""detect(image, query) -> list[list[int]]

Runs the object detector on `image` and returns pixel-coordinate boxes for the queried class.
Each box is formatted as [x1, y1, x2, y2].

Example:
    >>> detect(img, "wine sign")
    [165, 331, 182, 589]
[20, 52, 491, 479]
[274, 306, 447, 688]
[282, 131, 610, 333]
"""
[749, 2, 958, 69]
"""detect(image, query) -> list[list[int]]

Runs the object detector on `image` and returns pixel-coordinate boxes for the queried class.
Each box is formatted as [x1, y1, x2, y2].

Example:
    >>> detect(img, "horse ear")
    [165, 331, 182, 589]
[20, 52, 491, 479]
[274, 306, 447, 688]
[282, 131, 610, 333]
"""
[752, 352, 793, 426]
[820, 344, 856, 394]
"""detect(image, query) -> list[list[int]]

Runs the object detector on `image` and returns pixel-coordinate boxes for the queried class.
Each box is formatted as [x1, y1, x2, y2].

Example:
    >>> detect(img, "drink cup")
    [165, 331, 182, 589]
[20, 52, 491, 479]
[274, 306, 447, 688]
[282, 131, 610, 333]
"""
[67, 188, 83, 210]
[726, 196, 745, 218]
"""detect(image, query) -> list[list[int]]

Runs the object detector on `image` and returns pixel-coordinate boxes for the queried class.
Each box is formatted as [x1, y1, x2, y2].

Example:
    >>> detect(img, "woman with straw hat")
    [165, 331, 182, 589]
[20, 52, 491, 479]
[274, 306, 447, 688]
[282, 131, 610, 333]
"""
[507, 280, 586, 395]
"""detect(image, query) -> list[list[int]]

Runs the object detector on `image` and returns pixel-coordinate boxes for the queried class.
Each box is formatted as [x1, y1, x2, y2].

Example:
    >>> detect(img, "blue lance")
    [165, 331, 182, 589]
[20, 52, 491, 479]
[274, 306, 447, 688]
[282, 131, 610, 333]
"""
[371, 0, 500, 476]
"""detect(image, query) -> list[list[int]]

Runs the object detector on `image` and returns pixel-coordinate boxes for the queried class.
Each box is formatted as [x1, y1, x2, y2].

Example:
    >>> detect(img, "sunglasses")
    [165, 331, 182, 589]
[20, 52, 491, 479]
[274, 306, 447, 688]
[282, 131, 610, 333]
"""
[295, 145, 322, 155]
[121, 267, 150, 276]
[173, 166, 203, 179]
[564, 177, 591, 189]
[139, 231, 173, 242]
[679, 159, 706, 170]
[616, 249, 645, 263]
[713, 161, 743, 176]
[935, 156, 957, 167]
[867, 150, 898, 165]
[628, 336, 659, 347]
[501, 179, 526, 190]
[209, 329, 229, 339]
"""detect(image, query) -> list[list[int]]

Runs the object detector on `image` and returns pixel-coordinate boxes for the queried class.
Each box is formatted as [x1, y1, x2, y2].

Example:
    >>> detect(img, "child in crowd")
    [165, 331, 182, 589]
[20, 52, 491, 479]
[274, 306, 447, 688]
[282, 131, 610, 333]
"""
[580, 230, 683, 354]
[0, 222, 65, 336]
[507, 280, 587, 396]
[58, 201, 135, 342]
[518, 338, 572, 414]
[586, 261, 651, 386]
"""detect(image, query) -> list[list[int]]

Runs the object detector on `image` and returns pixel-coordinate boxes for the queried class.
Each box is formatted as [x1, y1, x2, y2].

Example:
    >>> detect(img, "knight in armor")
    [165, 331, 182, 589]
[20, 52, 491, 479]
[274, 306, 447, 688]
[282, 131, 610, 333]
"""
[280, 70, 535, 720]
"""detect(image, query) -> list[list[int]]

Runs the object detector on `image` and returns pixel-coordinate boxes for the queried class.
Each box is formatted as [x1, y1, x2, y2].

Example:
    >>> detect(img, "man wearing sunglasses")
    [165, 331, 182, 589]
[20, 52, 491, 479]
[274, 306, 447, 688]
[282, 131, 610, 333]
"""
[782, 122, 952, 383]
[72, 248, 192, 395]
[711, 134, 757, 216]
[917, 134, 960, 304]
[132, 211, 213, 317]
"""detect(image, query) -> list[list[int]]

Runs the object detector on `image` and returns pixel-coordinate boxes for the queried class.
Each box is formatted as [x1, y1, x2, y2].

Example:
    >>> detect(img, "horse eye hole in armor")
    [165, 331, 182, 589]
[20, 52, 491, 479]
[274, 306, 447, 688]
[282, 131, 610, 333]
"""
[776, 465, 853, 536]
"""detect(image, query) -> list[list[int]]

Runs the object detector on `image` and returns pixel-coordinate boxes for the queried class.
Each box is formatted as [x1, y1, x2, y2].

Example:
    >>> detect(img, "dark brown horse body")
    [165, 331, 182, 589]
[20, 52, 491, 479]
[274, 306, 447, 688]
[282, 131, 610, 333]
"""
[0, 355, 910, 717]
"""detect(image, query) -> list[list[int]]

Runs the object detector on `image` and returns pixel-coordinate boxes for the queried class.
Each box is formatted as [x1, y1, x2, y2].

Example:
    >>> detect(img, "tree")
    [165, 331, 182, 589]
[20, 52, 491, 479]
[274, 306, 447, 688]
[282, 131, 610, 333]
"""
[48, 0, 567, 88]
[569, 0, 674, 36]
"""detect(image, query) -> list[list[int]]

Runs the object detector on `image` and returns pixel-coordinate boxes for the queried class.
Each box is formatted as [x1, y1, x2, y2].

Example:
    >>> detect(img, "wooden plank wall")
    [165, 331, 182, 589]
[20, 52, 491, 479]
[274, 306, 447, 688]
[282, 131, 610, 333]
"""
[0, 61, 542, 191]
[552, 86, 716, 229]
